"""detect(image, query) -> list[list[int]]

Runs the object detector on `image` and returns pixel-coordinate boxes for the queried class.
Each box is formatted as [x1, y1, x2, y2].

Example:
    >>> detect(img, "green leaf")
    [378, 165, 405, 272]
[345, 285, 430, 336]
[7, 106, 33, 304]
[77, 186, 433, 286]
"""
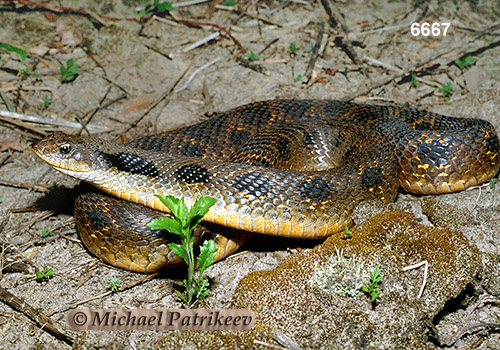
[455, 55, 476, 70]
[41, 228, 53, 238]
[187, 196, 217, 230]
[175, 289, 187, 303]
[43, 95, 52, 109]
[290, 41, 297, 55]
[156, 194, 187, 223]
[0, 43, 27, 65]
[410, 73, 418, 87]
[197, 240, 217, 273]
[489, 178, 497, 189]
[106, 278, 122, 291]
[438, 82, 453, 100]
[194, 278, 210, 300]
[463, 56, 476, 66]
[60, 58, 79, 82]
[222, 0, 236, 5]
[370, 288, 380, 301]
[154, 0, 173, 11]
[168, 242, 189, 263]
[242, 50, 260, 62]
[147, 216, 182, 235]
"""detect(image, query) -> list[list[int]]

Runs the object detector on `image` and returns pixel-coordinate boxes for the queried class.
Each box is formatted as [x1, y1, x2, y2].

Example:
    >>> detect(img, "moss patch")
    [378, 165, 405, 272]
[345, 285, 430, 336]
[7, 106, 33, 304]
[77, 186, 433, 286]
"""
[421, 196, 469, 230]
[232, 211, 480, 349]
[155, 320, 273, 349]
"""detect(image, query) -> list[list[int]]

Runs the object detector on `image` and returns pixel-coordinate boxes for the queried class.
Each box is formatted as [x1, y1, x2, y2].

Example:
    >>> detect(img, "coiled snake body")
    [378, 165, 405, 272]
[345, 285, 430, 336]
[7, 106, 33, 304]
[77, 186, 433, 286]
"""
[32, 99, 500, 272]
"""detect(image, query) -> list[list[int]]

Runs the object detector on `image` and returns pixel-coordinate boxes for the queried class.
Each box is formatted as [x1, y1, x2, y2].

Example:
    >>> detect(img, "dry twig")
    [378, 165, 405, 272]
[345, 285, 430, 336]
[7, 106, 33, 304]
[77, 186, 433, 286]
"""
[0, 286, 74, 346]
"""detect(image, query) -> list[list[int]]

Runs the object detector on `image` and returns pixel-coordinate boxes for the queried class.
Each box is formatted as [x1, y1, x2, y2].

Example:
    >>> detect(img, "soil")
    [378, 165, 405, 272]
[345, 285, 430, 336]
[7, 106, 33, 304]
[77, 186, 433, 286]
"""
[0, 0, 499, 349]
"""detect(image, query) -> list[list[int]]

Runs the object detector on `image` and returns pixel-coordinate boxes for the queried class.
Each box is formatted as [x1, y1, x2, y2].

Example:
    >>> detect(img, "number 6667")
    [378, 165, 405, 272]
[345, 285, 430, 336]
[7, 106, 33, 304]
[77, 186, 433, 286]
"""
[411, 22, 450, 37]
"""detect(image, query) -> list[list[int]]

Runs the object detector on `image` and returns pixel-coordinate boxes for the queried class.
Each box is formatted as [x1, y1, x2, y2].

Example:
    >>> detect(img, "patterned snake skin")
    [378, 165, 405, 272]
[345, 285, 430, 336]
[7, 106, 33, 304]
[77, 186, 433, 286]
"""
[31, 99, 500, 272]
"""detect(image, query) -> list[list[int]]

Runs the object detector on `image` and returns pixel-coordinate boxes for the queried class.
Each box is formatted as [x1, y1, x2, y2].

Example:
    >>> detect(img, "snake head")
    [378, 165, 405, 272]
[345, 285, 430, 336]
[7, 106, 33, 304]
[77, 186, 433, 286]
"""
[31, 132, 101, 174]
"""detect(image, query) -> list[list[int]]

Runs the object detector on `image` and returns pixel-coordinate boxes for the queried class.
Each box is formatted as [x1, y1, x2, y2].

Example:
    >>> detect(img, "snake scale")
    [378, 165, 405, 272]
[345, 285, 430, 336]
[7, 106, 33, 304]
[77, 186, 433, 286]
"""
[32, 99, 500, 273]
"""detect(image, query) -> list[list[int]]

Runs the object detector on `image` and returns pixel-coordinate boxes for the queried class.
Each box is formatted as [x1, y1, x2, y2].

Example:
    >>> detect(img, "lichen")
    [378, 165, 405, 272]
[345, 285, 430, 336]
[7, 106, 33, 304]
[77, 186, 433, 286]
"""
[308, 248, 369, 297]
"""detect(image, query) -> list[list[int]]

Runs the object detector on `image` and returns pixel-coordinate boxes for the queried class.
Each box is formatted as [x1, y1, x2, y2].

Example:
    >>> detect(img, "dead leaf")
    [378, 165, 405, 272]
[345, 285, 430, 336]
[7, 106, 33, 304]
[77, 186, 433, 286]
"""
[323, 68, 338, 76]
[314, 76, 326, 84]
[123, 96, 155, 114]
[44, 12, 55, 22]
[52, 20, 84, 53]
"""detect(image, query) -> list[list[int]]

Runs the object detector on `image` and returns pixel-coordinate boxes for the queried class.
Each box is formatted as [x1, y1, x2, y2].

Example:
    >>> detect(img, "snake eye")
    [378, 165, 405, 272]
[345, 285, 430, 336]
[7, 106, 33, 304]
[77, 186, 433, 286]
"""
[59, 144, 72, 155]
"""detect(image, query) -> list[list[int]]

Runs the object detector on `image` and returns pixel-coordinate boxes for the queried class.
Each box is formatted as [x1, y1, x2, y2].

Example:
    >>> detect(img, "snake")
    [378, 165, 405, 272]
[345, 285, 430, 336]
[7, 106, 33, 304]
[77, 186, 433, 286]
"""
[31, 99, 500, 273]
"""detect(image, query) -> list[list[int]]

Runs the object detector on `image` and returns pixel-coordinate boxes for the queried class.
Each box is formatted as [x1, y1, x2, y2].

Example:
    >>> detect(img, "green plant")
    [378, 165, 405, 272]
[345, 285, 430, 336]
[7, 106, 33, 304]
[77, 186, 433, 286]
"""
[136, 0, 173, 20]
[455, 55, 476, 70]
[42, 95, 52, 109]
[410, 73, 418, 87]
[290, 41, 297, 55]
[242, 50, 259, 62]
[342, 226, 353, 240]
[36, 267, 53, 280]
[362, 266, 382, 301]
[0, 43, 26, 65]
[41, 228, 53, 238]
[294, 74, 302, 82]
[221, 0, 236, 5]
[147, 195, 218, 307]
[60, 58, 79, 82]
[490, 178, 497, 189]
[106, 278, 122, 292]
[438, 82, 453, 101]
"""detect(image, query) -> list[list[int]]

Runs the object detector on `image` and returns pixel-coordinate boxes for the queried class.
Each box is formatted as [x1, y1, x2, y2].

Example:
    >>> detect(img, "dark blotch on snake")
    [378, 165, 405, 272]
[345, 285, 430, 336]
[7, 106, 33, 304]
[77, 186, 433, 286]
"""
[175, 164, 211, 184]
[299, 177, 335, 203]
[178, 141, 205, 157]
[276, 137, 291, 160]
[102, 152, 159, 177]
[486, 132, 500, 153]
[234, 172, 270, 196]
[229, 128, 249, 146]
[360, 166, 384, 190]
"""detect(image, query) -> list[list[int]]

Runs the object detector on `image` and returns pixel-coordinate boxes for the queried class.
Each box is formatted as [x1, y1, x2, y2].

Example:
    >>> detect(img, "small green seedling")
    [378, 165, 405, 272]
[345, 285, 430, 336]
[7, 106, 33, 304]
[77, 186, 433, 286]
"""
[342, 226, 353, 240]
[147, 195, 218, 307]
[455, 55, 476, 70]
[42, 95, 52, 109]
[106, 278, 122, 292]
[438, 82, 453, 101]
[36, 267, 53, 280]
[60, 58, 79, 82]
[221, 0, 236, 5]
[136, 0, 173, 20]
[490, 178, 497, 189]
[41, 228, 53, 238]
[362, 266, 382, 301]
[242, 50, 260, 62]
[290, 41, 297, 55]
[410, 73, 418, 88]
[294, 74, 302, 82]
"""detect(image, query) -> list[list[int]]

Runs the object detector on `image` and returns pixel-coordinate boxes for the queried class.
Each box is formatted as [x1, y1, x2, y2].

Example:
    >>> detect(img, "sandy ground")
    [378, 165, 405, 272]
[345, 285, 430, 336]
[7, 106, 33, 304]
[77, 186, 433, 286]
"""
[0, 0, 499, 349]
